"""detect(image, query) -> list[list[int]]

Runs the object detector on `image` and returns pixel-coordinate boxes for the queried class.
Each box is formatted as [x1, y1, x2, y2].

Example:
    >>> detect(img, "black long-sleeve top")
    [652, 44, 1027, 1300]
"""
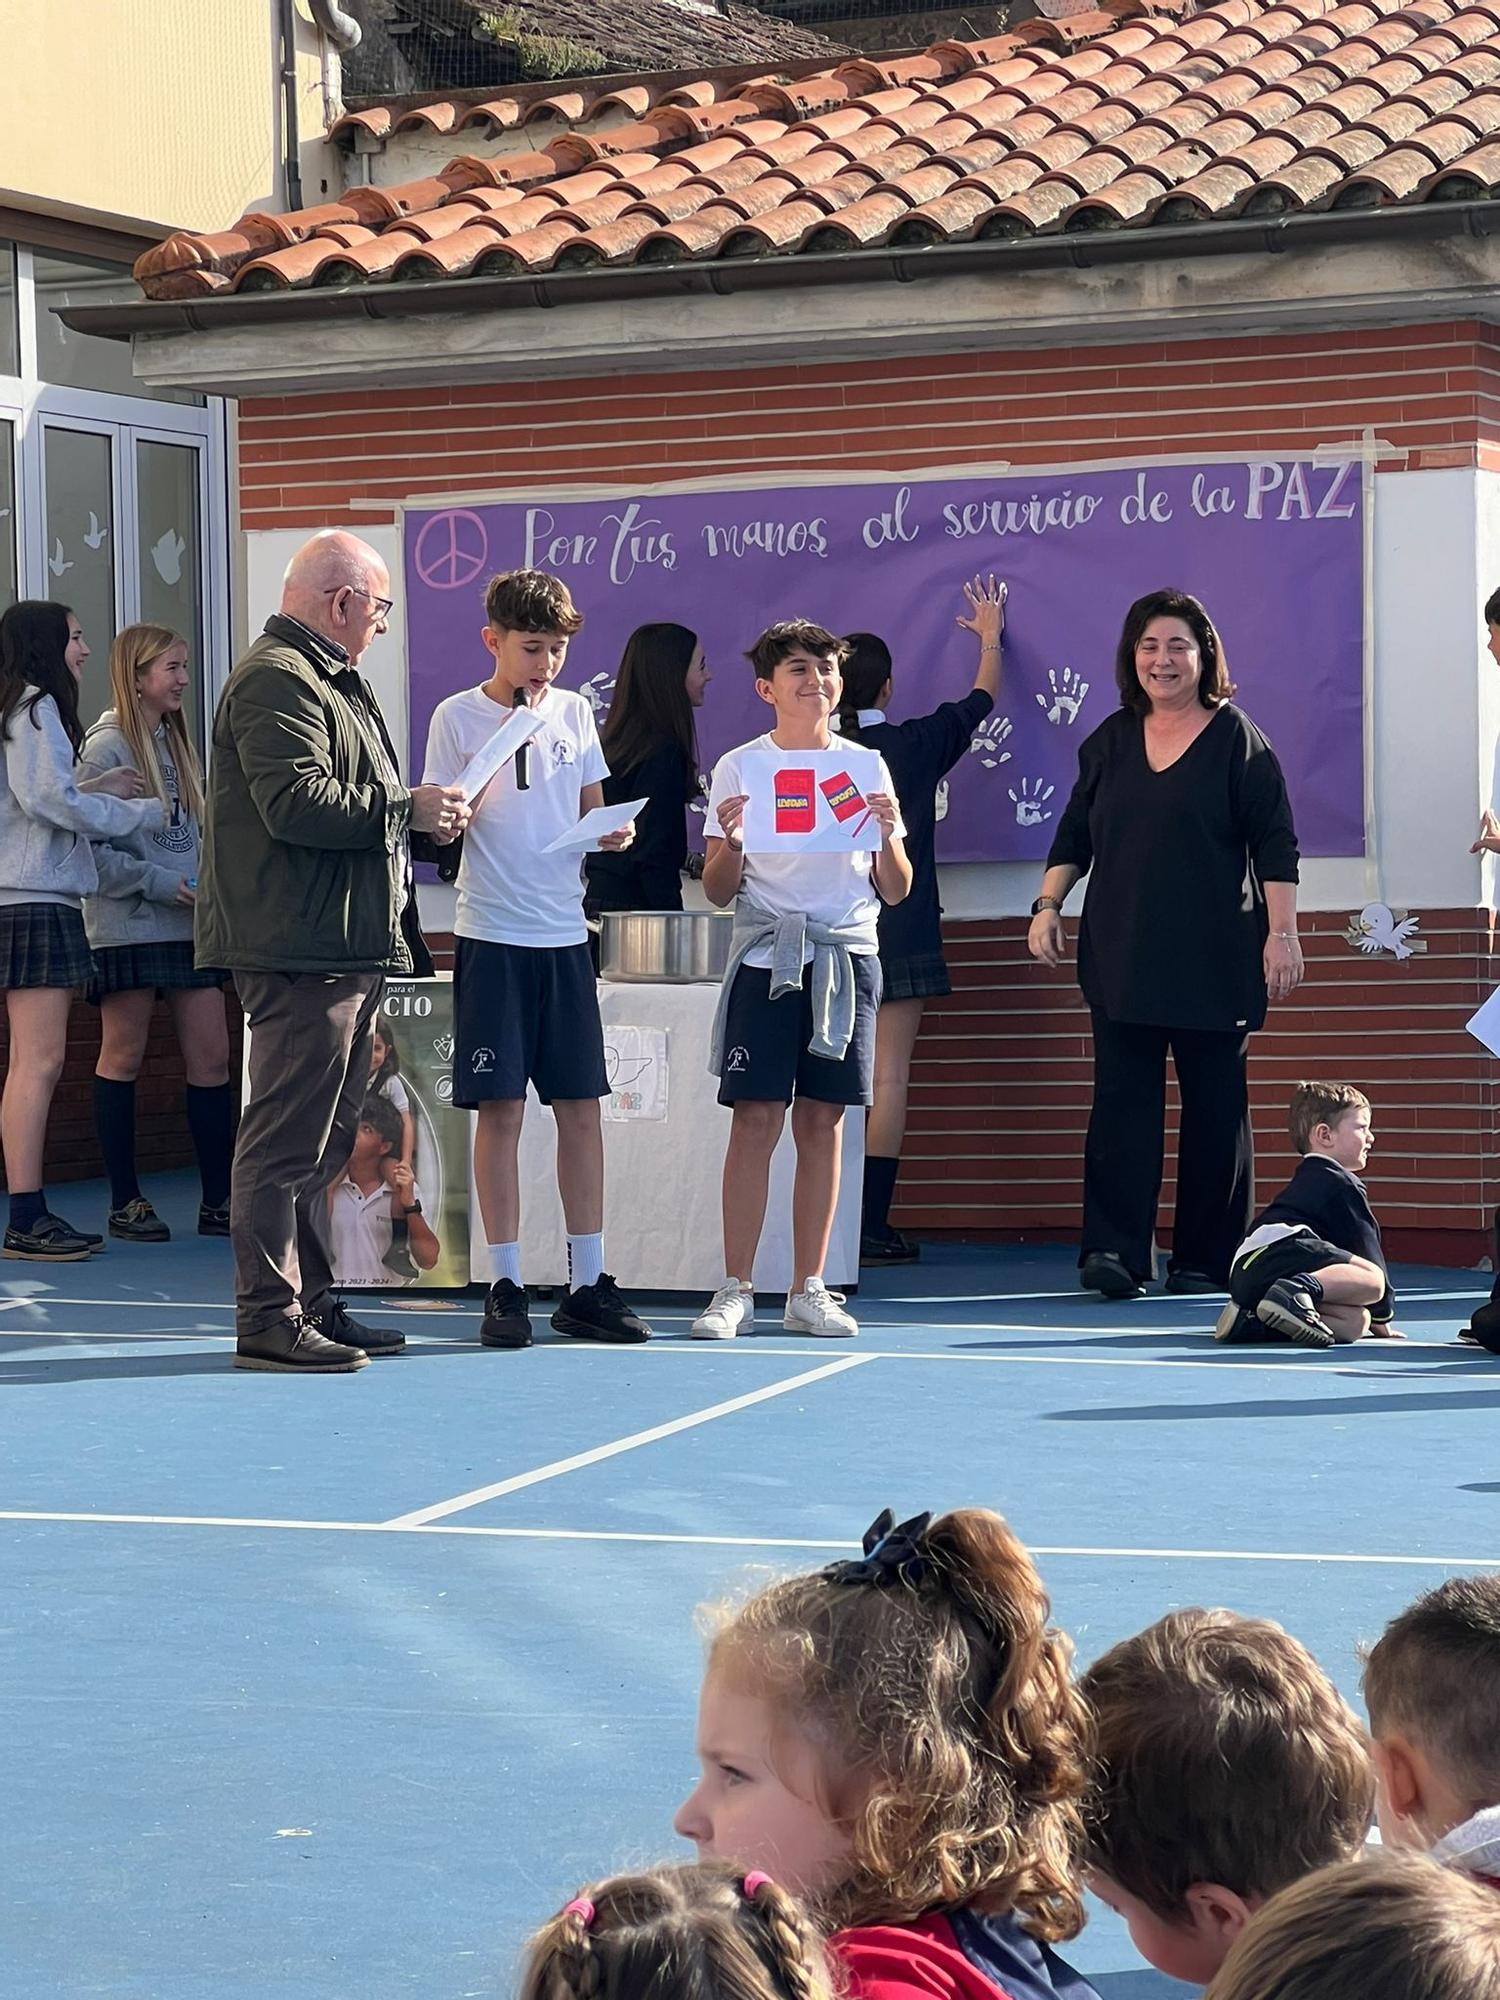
[1045, 703, 1299, 1033]
[851, 687, 994, 962]
[584, 745, 693, 914]
[1256, 1154, 1394, 1321]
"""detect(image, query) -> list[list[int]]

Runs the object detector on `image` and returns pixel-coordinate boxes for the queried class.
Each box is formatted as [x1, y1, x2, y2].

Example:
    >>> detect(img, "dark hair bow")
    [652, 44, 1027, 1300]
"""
[824, 1508, 934, 1589]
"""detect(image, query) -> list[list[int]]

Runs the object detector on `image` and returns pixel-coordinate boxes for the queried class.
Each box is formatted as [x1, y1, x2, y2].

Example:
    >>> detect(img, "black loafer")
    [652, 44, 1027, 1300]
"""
[860, 1229, 921, 1266]
[1165, 1269, 1222, 1295]
[197, 1204, 231, 1237]
[1081, 1251, 1142, 1300]
[312, 1297, 405, 1356]
[2, 1212, 93, 1261]
[109, 1198, 171, 1243]
[551, 1273, 650, 1344]
[480, 1278, 533, 1349]
[233, 1320, 368, 1372]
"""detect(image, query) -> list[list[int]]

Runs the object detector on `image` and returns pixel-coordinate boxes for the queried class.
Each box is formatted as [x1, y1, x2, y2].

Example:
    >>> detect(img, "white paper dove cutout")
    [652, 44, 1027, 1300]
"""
[1343, 903, 1426, 959]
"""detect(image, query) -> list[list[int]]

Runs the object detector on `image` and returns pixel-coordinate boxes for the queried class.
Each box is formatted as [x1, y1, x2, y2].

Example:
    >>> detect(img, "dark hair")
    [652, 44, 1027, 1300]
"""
[746, 620, 849, 680]
[1363, 1574, 1500, 1802]
[358, 1090, 404, 1156]
[1288, 1081, 1369, 1153]
[835, 632, 893, 738]
[485, 568, 584, 636]
[707, 1507, 1092, 1940]
[371, 1016, 402, 1082]
[1114, 589, 1235, 717]
[522, 1863, 833, 2000]
[1081, 1608, 1373, 1919]
[0, 600, 83, 756]
[599, 622, 699, 780]
[1485, 586, 1500, 628]
[1205, 1851, 1500, 2000]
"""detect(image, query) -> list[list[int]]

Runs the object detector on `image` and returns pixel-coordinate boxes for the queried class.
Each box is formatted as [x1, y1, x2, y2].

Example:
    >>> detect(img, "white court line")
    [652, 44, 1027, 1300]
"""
[1, 1510, 1495, 1567]
[383, 1354, 873, 1528]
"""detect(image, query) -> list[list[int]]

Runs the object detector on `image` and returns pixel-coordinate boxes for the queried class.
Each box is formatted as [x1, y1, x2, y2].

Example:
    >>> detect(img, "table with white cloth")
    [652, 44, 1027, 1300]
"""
[469, 977, 863, 1293]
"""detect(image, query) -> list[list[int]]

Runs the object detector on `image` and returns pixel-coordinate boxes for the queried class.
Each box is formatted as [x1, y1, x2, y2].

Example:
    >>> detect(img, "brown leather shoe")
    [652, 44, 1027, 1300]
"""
[233, 1320, 368, 1372]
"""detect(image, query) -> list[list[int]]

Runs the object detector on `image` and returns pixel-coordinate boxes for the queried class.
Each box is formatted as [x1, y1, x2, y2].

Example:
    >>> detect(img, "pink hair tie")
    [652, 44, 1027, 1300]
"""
[743, 1873, 773, 1900]
[564, 1899, 596, 1928]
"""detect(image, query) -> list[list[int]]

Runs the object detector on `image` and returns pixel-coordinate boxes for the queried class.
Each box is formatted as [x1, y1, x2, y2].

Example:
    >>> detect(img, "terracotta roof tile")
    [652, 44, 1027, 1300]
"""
[134, 0, 1500, 300]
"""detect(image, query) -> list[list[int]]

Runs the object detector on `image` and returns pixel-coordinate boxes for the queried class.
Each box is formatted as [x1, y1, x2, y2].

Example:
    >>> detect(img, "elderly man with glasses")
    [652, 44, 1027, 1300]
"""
[197, 530, 470, 1372]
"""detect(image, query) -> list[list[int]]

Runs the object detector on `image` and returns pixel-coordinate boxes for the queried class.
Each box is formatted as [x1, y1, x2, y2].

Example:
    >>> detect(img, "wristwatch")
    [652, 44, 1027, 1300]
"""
[1031, 895, 1061, 916]
[404, 1198, 422, 1215]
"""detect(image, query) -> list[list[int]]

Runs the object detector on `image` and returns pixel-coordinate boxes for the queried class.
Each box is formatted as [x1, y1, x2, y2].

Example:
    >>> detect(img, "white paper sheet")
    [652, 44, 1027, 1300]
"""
[738, 746, 885, 854]
[1466, 985, 1500, 1057]
[454, 705, 545, 799]
[540, 797, 647, 855]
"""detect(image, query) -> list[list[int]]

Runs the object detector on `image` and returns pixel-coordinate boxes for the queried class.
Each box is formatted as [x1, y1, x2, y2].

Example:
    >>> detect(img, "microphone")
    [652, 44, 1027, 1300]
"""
[513, 686, 530, 791]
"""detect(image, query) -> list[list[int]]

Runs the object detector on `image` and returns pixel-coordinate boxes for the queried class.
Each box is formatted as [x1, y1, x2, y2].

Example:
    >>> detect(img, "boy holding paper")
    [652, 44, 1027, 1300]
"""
[422, 568, 650, 1349]
[694, 620, 911, 1339]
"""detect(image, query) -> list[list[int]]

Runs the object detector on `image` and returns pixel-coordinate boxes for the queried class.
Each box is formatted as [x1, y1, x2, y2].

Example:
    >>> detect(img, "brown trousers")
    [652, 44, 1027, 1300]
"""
[230, 970, 383, 1341]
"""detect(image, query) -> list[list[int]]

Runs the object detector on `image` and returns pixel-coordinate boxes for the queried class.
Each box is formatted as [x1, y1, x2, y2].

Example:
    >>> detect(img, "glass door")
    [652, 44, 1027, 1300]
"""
[40, 416, 118, 725]
[0, 412, 17, 612]
[132, 432, 207, 754]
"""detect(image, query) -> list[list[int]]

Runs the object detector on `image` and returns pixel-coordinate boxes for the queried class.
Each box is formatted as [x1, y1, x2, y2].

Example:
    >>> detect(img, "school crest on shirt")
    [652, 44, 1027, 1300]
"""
[550, 738, 576, 767]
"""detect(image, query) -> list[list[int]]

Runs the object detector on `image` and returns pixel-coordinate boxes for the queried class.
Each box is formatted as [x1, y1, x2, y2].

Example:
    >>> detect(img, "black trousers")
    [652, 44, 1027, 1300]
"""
[1082, 1011, 1254, 1286]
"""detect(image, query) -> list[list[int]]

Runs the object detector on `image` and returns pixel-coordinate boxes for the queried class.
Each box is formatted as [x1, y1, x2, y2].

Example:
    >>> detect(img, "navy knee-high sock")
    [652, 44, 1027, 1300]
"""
[93, 1076, 140, 1209]
[185, 1083, 234, 1209]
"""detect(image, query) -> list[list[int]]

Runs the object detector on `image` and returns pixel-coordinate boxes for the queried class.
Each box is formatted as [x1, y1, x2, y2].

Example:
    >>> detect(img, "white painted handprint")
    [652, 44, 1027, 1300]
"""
[934, 779, 950, 823]
[1036, 667, 1089, 726]
[1009, 778, 1055, 826]
[968, 715, 1013, 768]
[580, 672, 616, 719]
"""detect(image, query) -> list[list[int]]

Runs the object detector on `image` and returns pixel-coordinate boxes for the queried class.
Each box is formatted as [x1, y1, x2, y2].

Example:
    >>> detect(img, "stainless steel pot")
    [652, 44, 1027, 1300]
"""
[597, 910, 734, 984]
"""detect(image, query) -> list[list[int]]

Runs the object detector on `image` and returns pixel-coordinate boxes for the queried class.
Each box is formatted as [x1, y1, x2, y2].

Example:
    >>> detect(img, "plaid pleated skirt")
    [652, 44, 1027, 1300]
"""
[0, 901, 95, 990]
[879, 948, 952, 1003]
[87, 937, 227, 1003]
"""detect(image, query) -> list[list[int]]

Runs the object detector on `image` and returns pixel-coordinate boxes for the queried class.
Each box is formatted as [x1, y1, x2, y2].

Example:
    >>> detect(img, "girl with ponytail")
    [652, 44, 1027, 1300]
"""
[675, 1507, 1100, 2000]
[522, 1863, 833, 2000]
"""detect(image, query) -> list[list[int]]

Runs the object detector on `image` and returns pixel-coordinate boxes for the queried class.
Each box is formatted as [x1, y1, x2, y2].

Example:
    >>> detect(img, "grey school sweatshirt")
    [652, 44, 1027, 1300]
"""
[0, 692, 164, 910]
[80, 707, 200, 948]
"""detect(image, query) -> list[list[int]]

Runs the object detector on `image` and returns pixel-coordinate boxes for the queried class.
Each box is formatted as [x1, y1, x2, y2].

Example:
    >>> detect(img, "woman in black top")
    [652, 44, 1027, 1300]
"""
[585, 622, 708, 917]
[839, 575, 1006, 1263]
[1028, 587, 1302, 1299]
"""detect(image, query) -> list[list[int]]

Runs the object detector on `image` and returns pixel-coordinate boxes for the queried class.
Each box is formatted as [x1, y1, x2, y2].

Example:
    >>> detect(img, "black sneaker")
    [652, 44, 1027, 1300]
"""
[551, 1273, 650, 1344]
[1081, 1250, 1142, 1300]
[1214, 1302, 1262, 1343]
[1165, 1268, 1222, 1295]
[108, 1197, 171, 1243]
[198, 1203, 230, 1237]
[233, 1319, 368, 1372]
[312, 1297, 405, 1356]
[2, 1212, 93, 1261]
[860, 1228, 921, 1266]
[480, 1278, 532, 1349]
[1256, 1279, 1336, 1349]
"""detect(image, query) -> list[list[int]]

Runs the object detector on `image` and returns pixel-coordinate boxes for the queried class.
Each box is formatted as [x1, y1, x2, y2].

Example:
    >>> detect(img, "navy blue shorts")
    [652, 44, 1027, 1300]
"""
[451, 937, 607, 1107]
[1228, 1227, 1352, 1310]
[717, 956, 881, 1108]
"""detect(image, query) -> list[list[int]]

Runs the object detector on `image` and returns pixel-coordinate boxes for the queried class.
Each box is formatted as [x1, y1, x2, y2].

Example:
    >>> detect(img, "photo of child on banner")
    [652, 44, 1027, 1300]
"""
[741, 748, 885, 854]
[327, 979, 473, 1290]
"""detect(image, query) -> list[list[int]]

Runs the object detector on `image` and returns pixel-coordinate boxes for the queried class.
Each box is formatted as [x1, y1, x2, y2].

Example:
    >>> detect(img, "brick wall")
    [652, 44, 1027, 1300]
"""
[0, 993, 242, 1191]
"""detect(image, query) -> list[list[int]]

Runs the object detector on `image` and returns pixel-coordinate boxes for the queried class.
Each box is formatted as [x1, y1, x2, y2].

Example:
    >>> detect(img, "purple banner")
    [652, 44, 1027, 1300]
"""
[404, 460, 1365, 861]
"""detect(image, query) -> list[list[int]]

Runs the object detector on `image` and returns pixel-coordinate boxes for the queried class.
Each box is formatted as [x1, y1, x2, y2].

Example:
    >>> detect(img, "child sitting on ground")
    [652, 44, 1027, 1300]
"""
[327, 1092, 439, 1288]
[1362, 1574, 1500, 1888]
[696, 621, 910, 1340]
[522, 1863, 833, 2000]
[675, 1505, 1102, 2000]
[1216, 1082, 1397, 1349]
[1203, 1851, 1500, 2000]
[1081, 1607, 1373, 1986]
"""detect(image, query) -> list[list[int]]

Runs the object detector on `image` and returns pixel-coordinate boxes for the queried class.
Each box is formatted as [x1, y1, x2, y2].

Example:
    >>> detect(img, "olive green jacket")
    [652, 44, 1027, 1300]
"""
[195, 616, 435, 976]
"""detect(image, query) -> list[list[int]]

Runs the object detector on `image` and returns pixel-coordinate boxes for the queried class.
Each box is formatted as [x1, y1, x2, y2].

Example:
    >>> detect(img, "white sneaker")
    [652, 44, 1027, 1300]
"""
[783, 1279, 858, 1338]
[692, 1281, 754, 1340]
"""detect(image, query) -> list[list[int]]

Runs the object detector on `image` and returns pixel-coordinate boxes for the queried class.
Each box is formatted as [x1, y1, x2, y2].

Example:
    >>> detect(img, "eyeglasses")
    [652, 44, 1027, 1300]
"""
[325, 586, 394, 620]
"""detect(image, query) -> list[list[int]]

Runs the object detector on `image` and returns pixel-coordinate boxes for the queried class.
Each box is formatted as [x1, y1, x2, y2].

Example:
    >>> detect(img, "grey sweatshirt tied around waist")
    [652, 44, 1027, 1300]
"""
[709, 898, 869, 1074]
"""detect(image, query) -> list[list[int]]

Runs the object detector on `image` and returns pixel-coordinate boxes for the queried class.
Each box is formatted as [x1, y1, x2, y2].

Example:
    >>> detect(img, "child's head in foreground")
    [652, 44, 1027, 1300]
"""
[482, 568, 584, 697]
[1486, 583, 1500, 666]
[1288, 1082, 1372, 1172]
[675, 1506, 1091, 1938]
[1203, 1850, 1500, 2000]
[1362, 1573, 1500, 1849]
[1081, 1608, 1373, 1984]
[521, 1862, 832, 2000]
[746, 621, 849, 733]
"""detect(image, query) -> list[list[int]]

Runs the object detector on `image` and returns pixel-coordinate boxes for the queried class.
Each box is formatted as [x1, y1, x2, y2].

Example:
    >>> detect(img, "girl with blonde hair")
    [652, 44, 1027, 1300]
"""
[82, 624, 232, 1242]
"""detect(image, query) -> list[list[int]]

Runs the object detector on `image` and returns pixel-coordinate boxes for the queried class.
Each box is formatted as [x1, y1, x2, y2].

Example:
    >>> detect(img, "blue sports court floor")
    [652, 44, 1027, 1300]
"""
[5, 1170, 1499, 2000]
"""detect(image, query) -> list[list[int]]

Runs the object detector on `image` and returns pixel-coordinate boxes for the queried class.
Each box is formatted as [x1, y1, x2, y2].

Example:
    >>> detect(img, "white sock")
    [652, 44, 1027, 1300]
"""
[488, 1241, 522, 1285]
[568, 1231, 604, 1289]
